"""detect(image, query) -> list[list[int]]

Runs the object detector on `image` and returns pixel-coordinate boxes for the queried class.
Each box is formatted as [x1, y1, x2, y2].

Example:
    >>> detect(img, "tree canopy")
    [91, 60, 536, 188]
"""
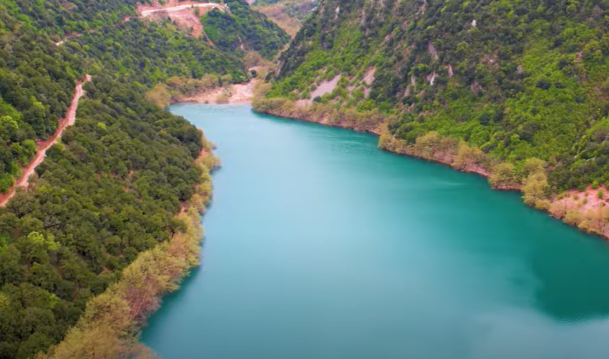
[0, 0, 278, 356]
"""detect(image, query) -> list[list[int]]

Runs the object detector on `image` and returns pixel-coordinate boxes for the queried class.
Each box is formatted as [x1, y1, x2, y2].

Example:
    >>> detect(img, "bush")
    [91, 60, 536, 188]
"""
[564, 210, 583, 226]
[0, 173, 14, 193]
[489, 163, 518, 189]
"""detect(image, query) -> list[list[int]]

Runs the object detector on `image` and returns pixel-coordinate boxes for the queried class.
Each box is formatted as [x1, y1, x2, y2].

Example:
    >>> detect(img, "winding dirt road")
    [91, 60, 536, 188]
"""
[138, 2, 226, 17]
[0, 75, 91, 207]
[137, 1, 227, 38]
[53, 2, 225, 46]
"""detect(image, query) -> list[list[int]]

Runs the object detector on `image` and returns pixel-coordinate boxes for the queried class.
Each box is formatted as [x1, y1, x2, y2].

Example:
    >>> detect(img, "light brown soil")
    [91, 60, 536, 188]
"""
[0, 75, 91, 207]
[178, 80, 258, 104]
[550, 186, 609, 238]
[137, 1, 224, 16]
[555, 187, 609, 214]
[137, 1, 226, 38]
[251, 0, 316, 37]
[310, 75, 341, 100]
[254, 4, 301, 36]
[54, 32, 80, 46]
[363, 66, 376, 85]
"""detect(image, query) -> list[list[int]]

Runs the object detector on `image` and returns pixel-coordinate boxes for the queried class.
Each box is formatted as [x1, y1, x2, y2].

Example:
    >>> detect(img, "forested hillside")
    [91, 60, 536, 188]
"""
[261, 0, 609, 192]
[0, 9, 81, 193]
[73, 19, 248, 85]
[202, 0, 290, 58]
[0, 0, 288, 194]
[0, 0, 284, 358]
[2, 0, 137, 39]
[0, 75, 207, 359]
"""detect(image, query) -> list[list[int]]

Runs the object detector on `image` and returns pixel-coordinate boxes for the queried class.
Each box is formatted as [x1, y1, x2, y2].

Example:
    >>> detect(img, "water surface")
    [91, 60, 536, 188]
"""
[142, 104, 609, 359]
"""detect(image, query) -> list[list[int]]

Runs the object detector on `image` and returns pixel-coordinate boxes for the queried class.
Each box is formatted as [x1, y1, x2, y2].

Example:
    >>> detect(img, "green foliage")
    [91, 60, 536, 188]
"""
[0, 10, 78, 182]
[0, 74, 207, 358]
[0, 0, 255, 191]
[0, 0, 254, 355]
[489, 163, 518, 189]
[202, 0, 290, 59]
[73, 19, 248, 85]
[521, 158, 550, 207]
[267, 0, 609, 191]
[523, 172, 550, 206]
[565, 210, 584, 226]
[39, 157, 215, 359]
[0, 0, 138, 39]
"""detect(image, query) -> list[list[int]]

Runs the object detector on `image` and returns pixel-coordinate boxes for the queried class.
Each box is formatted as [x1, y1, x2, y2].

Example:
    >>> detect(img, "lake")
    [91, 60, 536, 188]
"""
[142, 104, 609, 359]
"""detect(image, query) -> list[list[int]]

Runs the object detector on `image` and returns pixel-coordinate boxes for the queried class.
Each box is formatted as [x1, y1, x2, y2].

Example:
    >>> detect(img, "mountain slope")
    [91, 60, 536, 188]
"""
[0, 0, 288, 195]
[2, 0, 138, 39]
[202, 0, 290, 58]
[0, 8, 81, 194]
[0, 0, 284, 357]
[0, 74, 208, 359]
[252, 0, 318, 36]
[264, 0, 609, 189]
[257, 0, 609, 235]
[73, 18, 248, 85]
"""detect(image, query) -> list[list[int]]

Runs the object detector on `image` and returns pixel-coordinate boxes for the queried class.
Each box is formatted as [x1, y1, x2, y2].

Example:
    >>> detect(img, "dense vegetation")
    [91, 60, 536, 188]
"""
[72, 19, 248, 86]
[0, 73, 207, 359]
[202, 0, 290, 58]
[0, 0, 289, 192]
[0, 0, 285, 357]
[0, 9, 82, 193]
[39, 193, 214, 359]
[264, 0, 609, 193]
[1, 0, 138, 39]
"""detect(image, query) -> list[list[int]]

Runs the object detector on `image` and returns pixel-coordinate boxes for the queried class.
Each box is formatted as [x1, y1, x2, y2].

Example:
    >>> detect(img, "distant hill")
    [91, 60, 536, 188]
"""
[252, 0, 317, 36]
[201, 0, 290, 58]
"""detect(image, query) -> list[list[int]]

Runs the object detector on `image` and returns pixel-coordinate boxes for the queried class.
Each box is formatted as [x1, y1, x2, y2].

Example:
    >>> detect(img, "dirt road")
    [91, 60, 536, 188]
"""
[0, 75, 91, 207]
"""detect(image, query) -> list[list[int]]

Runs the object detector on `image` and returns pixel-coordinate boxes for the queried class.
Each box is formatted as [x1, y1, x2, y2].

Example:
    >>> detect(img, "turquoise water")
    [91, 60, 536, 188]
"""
[142, 104, 609, 359]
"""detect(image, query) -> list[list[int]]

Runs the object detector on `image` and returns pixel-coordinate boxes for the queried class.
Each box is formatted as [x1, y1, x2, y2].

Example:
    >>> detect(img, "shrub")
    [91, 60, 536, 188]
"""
[564, 210, 583, 226]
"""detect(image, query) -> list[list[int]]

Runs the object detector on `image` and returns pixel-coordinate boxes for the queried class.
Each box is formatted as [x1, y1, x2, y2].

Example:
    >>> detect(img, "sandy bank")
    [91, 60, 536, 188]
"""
[175, 80, 258, 105]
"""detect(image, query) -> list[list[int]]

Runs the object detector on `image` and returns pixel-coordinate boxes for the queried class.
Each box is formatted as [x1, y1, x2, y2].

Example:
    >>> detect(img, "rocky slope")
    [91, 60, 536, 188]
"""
[252, 0, 318, 36]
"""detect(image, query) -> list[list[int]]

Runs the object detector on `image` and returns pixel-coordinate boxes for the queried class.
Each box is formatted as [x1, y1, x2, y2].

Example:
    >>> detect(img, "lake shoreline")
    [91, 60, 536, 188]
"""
[252, 107, 507, 183]
[41, 147, 219, 358]
[252, 105, 609, 243]
[143, 104, 609, 359]
[170, 80, 258, 106]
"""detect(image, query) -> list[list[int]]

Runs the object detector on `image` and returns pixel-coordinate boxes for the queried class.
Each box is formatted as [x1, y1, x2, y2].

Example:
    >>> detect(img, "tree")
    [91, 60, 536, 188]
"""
[523, 158, 545, 177]
[413, 131, 442, 160]
[564, 210, 583, 226]
[522, 172, 549, 206]
[489, 163, 518, 189]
